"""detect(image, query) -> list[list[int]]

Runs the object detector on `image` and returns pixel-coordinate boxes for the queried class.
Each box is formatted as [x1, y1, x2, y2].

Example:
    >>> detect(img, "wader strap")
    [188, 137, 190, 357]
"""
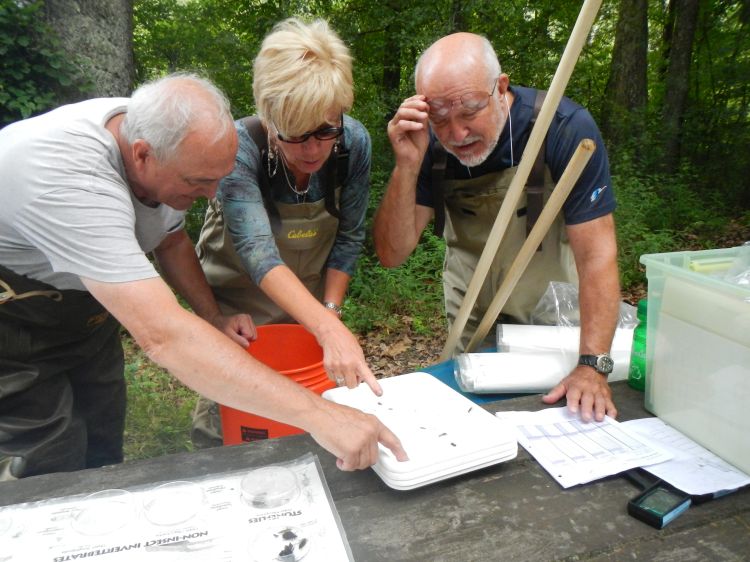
[242, 116, 281, 230]
[323, 141, 346, 220]
[431, 143, 448, 236]
[0, 277, 62, 305]
[527, 89, 547, 250]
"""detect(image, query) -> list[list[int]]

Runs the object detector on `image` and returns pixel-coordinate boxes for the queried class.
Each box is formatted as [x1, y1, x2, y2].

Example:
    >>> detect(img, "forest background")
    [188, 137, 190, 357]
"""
[2, 0, 748, 459]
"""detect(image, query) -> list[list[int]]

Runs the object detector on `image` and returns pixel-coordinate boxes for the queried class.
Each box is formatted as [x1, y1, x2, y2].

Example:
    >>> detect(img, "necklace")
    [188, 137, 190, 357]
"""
[279, 156, 310, 203]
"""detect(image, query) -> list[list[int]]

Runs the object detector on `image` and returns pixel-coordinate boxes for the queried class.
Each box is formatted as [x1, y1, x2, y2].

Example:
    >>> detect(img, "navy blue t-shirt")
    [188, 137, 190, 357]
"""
[416, 85, 615, 225]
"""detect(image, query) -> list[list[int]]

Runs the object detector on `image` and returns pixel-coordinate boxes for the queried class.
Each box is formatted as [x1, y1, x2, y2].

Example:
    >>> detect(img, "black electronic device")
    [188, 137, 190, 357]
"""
[623, 468, 691, 529]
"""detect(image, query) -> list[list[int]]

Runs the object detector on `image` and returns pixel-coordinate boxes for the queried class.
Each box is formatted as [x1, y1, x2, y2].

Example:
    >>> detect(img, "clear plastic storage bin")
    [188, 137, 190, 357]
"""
[641, 247, 750, 474]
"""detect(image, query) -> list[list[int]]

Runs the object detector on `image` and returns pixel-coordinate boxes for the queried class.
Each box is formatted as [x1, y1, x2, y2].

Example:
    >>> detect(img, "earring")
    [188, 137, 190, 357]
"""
[267, 138, 279, 178]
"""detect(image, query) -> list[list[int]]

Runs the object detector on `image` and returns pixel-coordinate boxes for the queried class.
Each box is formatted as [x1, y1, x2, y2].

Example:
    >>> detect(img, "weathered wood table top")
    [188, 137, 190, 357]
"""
[2, 381, 748, 561]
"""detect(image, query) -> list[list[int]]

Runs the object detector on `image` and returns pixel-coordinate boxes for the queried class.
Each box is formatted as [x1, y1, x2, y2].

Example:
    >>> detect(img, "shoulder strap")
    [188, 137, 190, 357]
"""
[241, 116, 281, 228]
[323, 126, 348, 219]
[431, 143, 449, 236]
[526, 90, 547, 247]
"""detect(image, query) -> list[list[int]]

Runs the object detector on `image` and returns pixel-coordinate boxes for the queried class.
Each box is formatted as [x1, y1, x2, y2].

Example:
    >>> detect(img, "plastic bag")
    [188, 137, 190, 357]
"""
[497, 281, 635, 372]
[528, 281, 637, 329]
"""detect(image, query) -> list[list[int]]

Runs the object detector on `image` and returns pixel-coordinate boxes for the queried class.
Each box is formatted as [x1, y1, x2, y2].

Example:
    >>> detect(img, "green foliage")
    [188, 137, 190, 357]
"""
[0, 0, 85, 126]
[612, 153, 738, 288]
[344, 231, 445, 335]
[185, 199, 208, 242]
[134, 0, 259, 116]
[122, 335, 197, 460]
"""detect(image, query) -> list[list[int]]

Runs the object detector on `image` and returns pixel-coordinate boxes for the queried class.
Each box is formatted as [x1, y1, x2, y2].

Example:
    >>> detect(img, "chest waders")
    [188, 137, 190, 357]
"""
[0, 265, 125, 479]
[440, 167, 578, 351]
[433, 89, 578, 351]
[197, 193, 340, 324]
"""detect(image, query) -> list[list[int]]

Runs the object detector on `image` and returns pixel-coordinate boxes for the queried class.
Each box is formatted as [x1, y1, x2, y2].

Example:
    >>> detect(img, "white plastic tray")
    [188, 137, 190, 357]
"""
[323, 372, 517, 490]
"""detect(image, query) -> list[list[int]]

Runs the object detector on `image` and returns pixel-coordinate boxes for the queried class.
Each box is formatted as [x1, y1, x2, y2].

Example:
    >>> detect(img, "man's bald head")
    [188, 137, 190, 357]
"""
[415, 33, 501, 94]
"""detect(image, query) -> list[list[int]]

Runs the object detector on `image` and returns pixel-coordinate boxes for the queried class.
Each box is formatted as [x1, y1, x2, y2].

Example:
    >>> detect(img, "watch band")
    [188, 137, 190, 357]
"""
[324, 301, 342, 318]
[578, 353, 614, 376]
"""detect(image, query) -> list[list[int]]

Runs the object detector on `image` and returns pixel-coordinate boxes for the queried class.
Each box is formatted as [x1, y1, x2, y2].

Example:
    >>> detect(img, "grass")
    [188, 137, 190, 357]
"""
[122, 335, 198, 460]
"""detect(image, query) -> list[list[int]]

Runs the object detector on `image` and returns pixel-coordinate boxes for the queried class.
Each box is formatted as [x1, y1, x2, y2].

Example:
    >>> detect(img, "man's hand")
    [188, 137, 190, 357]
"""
[387, 95, 431, 169]
[209, 313, 257, 348]
[542, 365, 617, 422]
[317, 322, 383, 396]
[309, 401, 409, 470]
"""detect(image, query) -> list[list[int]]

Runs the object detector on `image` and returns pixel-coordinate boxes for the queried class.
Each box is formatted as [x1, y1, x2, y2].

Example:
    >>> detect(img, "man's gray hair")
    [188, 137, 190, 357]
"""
[121, 73, 233, 162]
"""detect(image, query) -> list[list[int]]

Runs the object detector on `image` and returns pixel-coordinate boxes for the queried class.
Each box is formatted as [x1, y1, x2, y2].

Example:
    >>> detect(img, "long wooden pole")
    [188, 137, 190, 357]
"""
[440, 0, 604, 360]
[465, 139, 596, 351]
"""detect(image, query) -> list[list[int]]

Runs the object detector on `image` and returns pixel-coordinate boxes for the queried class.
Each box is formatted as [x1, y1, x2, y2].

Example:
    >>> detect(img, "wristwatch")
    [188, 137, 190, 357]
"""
[578, 353, 614, 376]
[324, 301, 342, 318]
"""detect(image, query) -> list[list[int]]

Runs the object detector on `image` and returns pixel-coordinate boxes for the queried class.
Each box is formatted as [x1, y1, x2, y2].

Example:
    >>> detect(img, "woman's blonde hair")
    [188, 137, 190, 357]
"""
[253, 18, 353, 137]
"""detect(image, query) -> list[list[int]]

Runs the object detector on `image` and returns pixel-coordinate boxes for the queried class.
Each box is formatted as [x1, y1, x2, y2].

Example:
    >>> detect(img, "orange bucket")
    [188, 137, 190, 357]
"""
[220, 324, 335, 445]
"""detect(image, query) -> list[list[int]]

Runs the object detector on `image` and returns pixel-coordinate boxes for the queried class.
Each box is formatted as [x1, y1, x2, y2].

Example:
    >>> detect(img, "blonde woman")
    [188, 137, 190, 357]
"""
[193, 18, 378, 447]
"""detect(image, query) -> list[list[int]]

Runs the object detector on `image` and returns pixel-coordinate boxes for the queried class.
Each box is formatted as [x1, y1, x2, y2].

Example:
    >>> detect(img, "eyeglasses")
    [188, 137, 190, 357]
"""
[427, 79, 498, 124]
[276, 115, 344, 144]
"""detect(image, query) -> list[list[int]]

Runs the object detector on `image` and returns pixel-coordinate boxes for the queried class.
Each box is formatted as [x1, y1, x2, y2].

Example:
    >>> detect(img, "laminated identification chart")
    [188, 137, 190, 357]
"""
[496, 407, 672, 488]
[0, 453, 353, 562]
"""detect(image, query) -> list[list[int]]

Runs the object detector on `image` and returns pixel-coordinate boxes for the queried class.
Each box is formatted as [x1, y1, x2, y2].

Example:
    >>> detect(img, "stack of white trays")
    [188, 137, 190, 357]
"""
[323, 372, 518, 490]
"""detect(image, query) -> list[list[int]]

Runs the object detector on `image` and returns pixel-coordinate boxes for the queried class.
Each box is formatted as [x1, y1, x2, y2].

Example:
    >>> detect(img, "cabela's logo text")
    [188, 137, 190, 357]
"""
[287, 229, 318, 239]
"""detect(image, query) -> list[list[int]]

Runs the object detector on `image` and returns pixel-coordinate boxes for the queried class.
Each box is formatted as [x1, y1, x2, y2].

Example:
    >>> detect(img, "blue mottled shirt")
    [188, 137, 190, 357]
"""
[218, 115, 371, 285]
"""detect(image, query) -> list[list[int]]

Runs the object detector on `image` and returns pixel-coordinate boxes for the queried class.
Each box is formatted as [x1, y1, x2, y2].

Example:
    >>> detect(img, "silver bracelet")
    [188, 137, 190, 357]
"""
[323, 301, 342, 318]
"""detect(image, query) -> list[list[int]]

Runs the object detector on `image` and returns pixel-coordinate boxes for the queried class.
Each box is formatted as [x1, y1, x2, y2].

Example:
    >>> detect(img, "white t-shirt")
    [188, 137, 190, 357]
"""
[0, 98, 185, 290]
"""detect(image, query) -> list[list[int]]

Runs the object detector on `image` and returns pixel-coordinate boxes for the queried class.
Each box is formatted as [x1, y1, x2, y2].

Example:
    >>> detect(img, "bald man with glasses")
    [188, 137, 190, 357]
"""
[373, 32, 621, 423]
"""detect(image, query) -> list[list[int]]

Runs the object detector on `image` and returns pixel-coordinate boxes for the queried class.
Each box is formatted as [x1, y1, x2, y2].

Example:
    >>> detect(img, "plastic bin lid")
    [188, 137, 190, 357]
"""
[323, 372, 517, 490]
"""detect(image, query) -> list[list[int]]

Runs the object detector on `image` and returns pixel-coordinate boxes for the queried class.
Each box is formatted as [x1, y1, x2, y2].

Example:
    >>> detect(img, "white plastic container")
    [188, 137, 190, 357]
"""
[323, 372, 517, 490]
[640, 247, 750, 474]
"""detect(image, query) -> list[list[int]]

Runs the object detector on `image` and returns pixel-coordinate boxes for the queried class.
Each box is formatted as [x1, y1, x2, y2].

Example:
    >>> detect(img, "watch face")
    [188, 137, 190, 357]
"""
[596, 355, 614, 373]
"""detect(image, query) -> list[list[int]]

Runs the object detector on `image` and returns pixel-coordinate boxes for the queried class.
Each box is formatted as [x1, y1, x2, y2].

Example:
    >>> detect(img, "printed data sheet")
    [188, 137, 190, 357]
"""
[496, 407, 672, 488]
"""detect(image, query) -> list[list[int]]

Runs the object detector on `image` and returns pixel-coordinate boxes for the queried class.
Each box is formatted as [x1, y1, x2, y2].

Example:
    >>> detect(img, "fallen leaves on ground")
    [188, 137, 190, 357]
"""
[359, 315, 447, 379]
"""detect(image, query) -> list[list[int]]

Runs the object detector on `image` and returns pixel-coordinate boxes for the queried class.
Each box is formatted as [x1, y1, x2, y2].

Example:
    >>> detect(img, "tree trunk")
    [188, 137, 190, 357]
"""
[600, 0, 649, 155]
[43, 0, 134, 101]
[383, 27, 402, 120]
[661, 0, 700, 172]
[450, 0, 466, 33]
[383, 3, 403, 121]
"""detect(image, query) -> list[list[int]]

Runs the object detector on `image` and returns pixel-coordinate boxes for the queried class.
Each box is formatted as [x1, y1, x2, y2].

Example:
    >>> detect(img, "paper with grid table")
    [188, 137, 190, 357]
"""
[495, 407, 672, 488]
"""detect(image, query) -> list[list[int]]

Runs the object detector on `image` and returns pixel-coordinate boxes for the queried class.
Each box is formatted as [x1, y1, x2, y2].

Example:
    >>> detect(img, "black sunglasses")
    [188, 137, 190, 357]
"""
[276, 115, 344, 144]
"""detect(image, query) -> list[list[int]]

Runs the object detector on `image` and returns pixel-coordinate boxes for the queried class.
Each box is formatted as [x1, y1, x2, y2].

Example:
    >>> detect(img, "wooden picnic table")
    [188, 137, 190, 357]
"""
[1, 380, 748, 561]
